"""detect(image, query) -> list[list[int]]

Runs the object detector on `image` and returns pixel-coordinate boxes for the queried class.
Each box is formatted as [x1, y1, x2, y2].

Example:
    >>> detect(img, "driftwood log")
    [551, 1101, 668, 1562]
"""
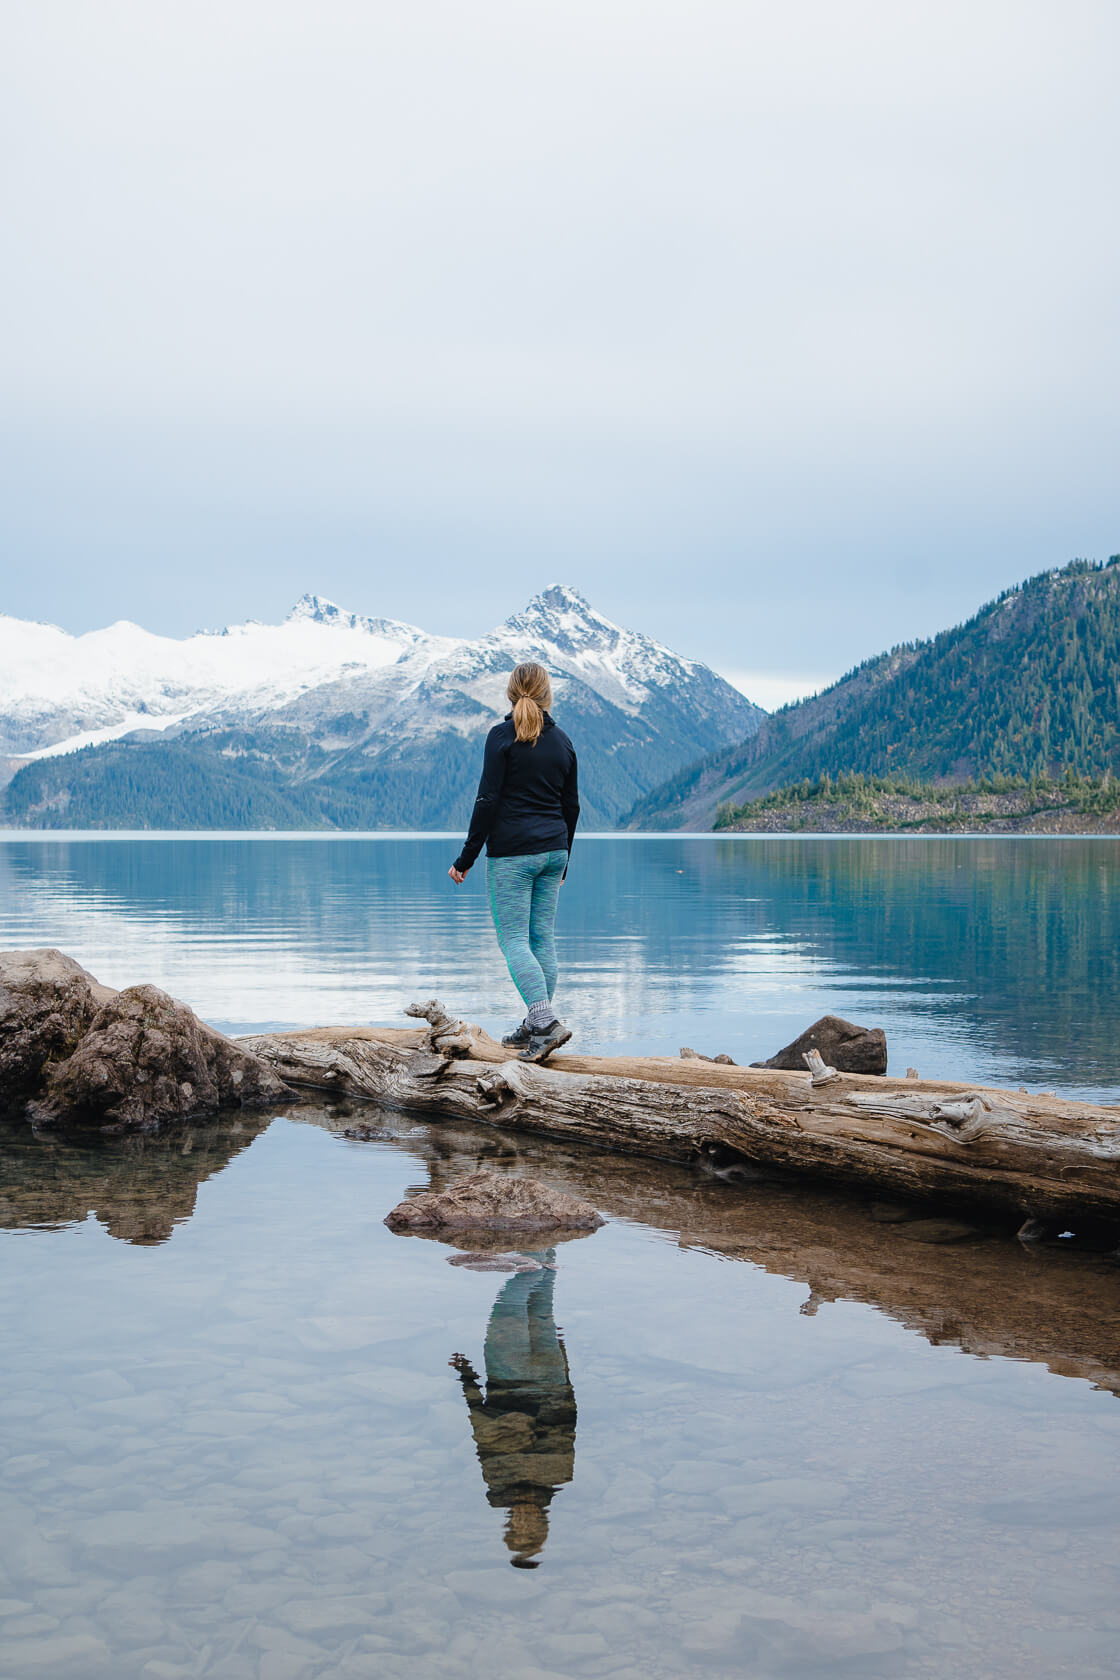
[240, 1002, 1120, 1228]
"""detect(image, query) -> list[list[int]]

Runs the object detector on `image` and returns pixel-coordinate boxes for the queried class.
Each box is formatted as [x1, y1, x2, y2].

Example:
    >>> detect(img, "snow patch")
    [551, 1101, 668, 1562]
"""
[12, 712, 195, 761]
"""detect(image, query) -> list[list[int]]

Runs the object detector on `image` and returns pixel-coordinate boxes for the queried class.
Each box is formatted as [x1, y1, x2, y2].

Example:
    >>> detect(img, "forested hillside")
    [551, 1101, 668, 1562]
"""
[3, 685, 715, 830]
[627, 556, 1120, 830]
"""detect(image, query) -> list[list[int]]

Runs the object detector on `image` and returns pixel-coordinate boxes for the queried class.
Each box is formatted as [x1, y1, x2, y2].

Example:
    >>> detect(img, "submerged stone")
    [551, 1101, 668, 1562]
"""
[893, 1218, 982, 1244]
[446, 1252, 550, 1272]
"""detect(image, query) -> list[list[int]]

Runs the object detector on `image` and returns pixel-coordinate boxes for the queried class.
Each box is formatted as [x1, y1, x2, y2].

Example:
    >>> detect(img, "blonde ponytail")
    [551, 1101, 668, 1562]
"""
[508, 662, 553, 745]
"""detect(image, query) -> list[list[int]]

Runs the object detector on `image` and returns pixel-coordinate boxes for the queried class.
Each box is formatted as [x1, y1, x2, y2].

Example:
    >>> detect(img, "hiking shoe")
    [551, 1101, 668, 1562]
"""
[501, 1020, 533, 1049]
[517, 1021, 572, 1063]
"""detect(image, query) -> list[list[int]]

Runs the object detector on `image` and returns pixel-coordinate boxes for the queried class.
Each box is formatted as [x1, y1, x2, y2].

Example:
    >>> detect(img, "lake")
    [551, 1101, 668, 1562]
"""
[2, 833, 1119, 1097]
[2, 835, 1120, 1679]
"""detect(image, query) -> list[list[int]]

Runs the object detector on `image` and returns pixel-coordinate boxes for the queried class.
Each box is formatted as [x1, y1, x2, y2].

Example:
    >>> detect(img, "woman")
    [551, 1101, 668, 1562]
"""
[449, 662, 579, 1061]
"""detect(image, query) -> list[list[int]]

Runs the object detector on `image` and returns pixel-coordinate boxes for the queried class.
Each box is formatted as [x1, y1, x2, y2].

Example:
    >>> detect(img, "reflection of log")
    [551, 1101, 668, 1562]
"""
[241, 1010, 1120, 1226]
[296, 1107, 1120, 1398]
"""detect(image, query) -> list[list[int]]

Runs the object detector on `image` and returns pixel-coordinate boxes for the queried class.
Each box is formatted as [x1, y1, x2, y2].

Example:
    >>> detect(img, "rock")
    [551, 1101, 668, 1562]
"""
[29, 983, 289, 1131]
[680, 1048, 737, 1065]
[893, 1218, 981, 1244]
[752, 1014, 887, 1075]
[384, 1170, 605, 1233]
[0, 948, 117, 1114]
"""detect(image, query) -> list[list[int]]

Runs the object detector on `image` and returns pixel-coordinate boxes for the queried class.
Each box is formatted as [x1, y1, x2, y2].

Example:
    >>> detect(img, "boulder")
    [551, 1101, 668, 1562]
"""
[28, 982, 289, 1131]
[752, 1014, 887, 1076]
[384, 1170, 605, 1234]
[0, 948, 117, 1114]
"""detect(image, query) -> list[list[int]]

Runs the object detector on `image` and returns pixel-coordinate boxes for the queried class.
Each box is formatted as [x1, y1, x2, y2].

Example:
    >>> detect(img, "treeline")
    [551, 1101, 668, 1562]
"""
[714, 769, 1120, 831]
[623, 555, 1120, 829]
[794, 558, 1120, 784]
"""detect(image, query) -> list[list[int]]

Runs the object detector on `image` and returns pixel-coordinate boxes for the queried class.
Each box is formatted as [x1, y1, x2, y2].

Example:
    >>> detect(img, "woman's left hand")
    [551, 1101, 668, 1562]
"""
[448, 866, 467, 884]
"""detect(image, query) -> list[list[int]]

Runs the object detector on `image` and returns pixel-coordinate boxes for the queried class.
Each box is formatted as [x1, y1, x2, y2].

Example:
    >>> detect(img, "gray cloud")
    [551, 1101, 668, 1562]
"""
[2, 0, 1117, 685]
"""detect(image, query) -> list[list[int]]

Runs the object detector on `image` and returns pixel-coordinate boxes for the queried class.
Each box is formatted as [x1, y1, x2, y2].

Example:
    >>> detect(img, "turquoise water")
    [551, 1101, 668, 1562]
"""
[2, 836, 1120, 1678]
[1, 833, 1118, 1098]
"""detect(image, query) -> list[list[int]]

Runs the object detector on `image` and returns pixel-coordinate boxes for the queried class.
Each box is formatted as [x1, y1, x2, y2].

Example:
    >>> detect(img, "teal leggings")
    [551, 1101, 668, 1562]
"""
[486, 850, 568, 1011]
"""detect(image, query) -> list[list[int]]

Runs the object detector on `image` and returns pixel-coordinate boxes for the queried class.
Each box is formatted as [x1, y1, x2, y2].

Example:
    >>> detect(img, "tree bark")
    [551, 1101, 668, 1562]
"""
[239, 1009, 1120, 1226]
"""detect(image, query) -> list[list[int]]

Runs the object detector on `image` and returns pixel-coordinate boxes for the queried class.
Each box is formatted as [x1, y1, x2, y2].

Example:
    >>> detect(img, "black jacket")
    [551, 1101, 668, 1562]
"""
[454, 713, 580, 874]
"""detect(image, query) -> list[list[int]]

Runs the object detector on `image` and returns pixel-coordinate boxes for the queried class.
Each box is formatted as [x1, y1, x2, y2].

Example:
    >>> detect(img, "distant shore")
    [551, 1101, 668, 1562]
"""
[714, 773, 1120, 836]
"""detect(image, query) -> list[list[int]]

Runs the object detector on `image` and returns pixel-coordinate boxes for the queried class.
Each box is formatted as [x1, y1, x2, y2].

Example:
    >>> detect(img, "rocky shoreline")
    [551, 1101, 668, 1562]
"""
[0, 948, 287, 1130]
[716, 786, 1120, 835]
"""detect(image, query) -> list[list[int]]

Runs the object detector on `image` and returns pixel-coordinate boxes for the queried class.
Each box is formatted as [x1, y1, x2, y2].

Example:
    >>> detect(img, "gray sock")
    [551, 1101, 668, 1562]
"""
[526, 1000, 557, 1032]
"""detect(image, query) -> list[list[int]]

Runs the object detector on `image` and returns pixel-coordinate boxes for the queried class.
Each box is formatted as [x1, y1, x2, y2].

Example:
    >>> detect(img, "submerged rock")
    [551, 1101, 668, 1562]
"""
[893, 1218, 982, 1244]
[384, 1170, 605, 1233]
[868, 1202, 912, 1223]
[752, 1014, 888, 1076]
[11, 970, 289, 1132]
[0, 948, 117, 1114]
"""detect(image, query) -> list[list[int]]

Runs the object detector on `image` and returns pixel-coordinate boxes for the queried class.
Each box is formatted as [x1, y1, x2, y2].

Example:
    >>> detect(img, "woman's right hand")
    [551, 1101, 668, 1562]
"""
[448, 866, 467, 884]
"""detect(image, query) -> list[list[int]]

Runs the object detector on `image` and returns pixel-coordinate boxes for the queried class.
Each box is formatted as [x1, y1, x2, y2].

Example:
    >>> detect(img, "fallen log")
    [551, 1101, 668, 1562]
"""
[239, 1002, 1120, 1228]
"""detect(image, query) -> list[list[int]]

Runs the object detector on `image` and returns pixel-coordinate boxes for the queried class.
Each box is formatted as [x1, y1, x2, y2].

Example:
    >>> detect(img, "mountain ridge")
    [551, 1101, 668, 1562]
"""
[625, 555, 1120, 829]
[1, 585, 764, 830]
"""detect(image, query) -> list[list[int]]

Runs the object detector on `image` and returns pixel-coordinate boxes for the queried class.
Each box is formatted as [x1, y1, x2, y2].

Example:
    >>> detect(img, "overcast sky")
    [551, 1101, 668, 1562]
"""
[2, 0, 1117, 705]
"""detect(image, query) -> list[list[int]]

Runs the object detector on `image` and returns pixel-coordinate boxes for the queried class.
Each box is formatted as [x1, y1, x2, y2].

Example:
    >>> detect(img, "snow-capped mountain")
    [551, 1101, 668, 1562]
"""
[1, 587, 765, 829]
[0, 594, 439, 759]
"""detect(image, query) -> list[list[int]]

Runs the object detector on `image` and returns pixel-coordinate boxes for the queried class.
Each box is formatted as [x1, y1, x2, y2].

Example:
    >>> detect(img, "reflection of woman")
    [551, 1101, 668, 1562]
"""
[450, 1261, 577, 1568]
[448, 663, 580, 1062]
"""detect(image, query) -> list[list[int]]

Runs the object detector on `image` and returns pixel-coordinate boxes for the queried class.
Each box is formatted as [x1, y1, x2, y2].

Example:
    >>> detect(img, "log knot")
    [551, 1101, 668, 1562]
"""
[847, 1091, 1010, 1142]
[475, 1068, 514, 1109]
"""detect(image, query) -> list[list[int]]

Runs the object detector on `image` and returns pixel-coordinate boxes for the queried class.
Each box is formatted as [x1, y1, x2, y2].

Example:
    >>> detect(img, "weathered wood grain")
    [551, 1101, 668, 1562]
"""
[239, 1010, 1120, 1225]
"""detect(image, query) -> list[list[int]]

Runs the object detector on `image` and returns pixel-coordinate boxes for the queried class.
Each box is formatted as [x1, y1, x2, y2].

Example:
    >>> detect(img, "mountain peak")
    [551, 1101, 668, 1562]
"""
[286, 593, 349, 625]
[529, 583, 594, 616]
[283, 594, 428, 648]
[502, 583, 622, 655]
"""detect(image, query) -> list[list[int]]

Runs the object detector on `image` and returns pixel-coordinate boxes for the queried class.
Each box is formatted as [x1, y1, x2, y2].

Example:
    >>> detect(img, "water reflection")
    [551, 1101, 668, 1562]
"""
[3, 834, 1120, 1097]
[450, 1259, 577, 1568]
[328, 1110, 1120, 1400]
[6, 1098, 1120, 1402]
[4, 1109, 1120, 1676]
[0, 1110, 273, 1243]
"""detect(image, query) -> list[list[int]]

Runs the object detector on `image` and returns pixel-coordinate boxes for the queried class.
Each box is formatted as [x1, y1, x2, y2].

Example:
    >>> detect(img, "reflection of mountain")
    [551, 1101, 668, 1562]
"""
[305, 1107, 1120, 1398]
[0, 1112, 272, 1244]
[451, 1262, 577, 1568]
